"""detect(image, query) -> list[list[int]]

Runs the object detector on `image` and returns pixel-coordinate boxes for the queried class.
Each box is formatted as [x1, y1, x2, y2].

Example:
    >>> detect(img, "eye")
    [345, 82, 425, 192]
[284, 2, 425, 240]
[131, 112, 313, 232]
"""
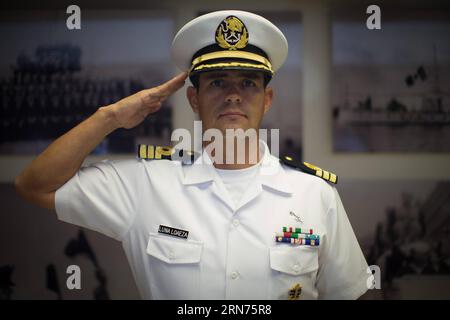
[242, 79, 256, 87]
[210, 79, 223, 87]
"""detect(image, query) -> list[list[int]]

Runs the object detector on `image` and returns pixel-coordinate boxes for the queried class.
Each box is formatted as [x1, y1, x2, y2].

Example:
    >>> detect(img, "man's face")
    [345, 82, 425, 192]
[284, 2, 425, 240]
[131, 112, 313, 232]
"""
[187, 70, 273, 133]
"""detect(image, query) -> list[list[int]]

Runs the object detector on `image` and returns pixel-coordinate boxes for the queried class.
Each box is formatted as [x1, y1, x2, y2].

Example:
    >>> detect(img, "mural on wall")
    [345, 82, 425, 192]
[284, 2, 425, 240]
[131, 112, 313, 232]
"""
[0, 12, 174, 155]
[339, 179, 450, 299]
[1, 229, 111, 300]
[0, 185, 140, 299]
[332, 10, 450, 153]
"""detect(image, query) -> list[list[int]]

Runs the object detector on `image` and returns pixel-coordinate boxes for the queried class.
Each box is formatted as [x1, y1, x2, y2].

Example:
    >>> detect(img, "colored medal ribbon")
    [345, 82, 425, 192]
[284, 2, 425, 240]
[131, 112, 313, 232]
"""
[276, 227, 320, 246]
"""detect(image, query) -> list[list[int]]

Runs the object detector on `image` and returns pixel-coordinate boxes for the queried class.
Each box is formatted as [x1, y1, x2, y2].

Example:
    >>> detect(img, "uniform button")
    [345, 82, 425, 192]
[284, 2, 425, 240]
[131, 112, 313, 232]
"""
[168, 251, 175, 259]
[231, 271, 239, 279]
[232, 219, 240, 227]
[292, 264, 300, 273]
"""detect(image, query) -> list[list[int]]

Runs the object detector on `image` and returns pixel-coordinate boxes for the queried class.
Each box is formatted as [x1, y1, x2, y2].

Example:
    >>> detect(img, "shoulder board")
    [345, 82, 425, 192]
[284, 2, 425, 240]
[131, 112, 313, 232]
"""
[137, 144, 199, 164]
[280, 155, 338, 184]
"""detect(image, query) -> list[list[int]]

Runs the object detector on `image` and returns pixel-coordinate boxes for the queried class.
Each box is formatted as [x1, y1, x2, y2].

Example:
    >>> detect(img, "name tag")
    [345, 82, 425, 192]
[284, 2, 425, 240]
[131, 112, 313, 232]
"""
[158, 225, 189, 239]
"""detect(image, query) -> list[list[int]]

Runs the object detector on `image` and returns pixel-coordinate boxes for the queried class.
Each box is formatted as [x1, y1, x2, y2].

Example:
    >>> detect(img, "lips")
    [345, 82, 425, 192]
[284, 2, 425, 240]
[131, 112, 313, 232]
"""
[219, 111, 247, 118]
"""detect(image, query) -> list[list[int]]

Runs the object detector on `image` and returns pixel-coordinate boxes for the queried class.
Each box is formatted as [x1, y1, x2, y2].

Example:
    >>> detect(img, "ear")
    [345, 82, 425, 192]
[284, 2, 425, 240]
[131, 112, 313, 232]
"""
[263, 86, 273, 114]
[187, 86, 200, 113]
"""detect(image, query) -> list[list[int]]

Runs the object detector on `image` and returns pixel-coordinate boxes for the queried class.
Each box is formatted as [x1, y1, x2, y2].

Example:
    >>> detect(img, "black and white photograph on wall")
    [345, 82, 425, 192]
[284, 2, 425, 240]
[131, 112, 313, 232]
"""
[0, 10, 174, 155]
[339, 179, 450, 299]
[332, 8, 450, 153]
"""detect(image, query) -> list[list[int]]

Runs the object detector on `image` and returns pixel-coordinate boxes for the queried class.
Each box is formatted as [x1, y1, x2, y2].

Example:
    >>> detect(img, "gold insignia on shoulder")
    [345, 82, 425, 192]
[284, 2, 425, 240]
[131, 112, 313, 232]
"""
[288, 283, 302, 300]
[215, 15, 248, 50]
[303, 161, 337, 184]
[138, 144, 199, 164]
[138, 145, 173, 160]
[280, 156, 338, 184]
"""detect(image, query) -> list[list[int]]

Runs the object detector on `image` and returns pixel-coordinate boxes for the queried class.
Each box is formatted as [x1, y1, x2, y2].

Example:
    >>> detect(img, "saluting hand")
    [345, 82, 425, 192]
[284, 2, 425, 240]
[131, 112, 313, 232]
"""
[108, 72, 188, 129]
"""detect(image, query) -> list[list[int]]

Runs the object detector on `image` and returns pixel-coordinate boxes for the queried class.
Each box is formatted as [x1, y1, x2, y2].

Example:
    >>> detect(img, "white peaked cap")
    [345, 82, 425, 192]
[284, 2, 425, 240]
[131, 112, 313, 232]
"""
[171, 10, 288, 79]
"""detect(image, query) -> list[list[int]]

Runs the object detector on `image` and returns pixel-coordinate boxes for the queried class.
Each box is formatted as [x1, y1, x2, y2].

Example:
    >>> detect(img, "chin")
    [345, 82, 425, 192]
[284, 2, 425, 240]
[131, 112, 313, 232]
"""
[219, 123, 249, 131]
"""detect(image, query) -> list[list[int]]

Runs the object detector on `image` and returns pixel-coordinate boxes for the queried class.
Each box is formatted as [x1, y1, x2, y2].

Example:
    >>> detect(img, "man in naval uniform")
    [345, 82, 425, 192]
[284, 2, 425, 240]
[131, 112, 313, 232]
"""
[15, 10, 372, 299]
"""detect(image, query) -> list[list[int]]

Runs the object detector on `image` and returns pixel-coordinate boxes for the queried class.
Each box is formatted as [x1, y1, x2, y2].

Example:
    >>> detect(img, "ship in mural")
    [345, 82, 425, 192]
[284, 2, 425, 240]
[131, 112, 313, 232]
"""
[334, 46, 450, 127]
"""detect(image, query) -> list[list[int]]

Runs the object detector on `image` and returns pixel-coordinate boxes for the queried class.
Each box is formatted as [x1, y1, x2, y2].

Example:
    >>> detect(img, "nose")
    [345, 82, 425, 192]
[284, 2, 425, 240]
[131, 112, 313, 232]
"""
[225, 86, 242, 104]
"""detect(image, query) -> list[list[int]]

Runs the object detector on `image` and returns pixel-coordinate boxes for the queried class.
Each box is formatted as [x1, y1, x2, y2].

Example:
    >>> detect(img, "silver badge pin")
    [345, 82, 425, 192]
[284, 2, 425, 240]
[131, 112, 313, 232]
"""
[290, 211, 303, 223]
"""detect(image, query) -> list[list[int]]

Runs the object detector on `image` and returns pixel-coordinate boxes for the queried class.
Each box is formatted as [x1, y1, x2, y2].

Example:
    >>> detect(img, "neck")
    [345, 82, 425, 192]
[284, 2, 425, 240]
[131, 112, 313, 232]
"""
[204, 135, 261, 170]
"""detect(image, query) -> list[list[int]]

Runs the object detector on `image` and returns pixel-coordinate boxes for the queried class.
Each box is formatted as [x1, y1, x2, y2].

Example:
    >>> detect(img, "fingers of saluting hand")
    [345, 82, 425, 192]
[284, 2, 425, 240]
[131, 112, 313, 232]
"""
[142, 71, 188, 104]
